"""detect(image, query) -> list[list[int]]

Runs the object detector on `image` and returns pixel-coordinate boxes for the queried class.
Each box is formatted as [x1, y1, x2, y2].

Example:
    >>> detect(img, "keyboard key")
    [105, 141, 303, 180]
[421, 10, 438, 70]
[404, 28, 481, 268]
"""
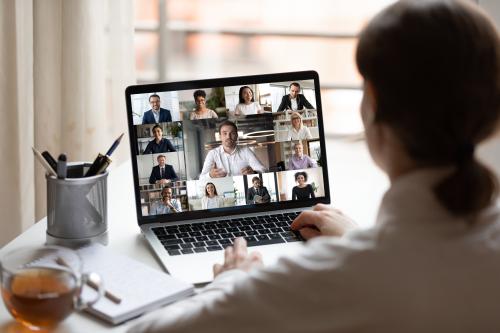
[226, 227, 238, 233]
[219, 239, 232, 246]
[167, 250, 181, 256]
[193, 247, 207, 253]
[152, 227, 166, 235]
[246, 230, 259, 236]
[189, 231, 202, 237]
[271, 227, 282, 233]
[206, 240, 219, 246]
[193, 241, 206, 247]
[269, 234, 283, 239]
[214, 228, 227, 234]
[183, 237, 196, 243]
[163, 239, 183, 245]
[177, 232, 189, 239]
[164, 244, 180, 250]
[196, 236, 209, 242]
[201, 230, 214, 236]
[208, 234, 221, 240]
[244, 236, 257, 242]
[181, 248, 194, 254]
[284, 237, 301, 243]
[233, 231, 245, 237]
[247, 238, 285, 247]
[207, 245, 223, 251]
[256, 234, 269, 241]
[220, 233, 232, 240]
[180, 243, 193, 249]
[157, 234, 176, 240]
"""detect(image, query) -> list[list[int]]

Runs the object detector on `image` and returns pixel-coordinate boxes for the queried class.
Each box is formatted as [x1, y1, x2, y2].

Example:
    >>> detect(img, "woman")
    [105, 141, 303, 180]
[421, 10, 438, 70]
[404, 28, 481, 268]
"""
[130, 1, 500, 332]
[286, 111, 312, 140]
[190, 90, 218, 120]
[234, 86, 263, 116]
[201, 182, 224, 209]
[291, 171, 315, 200]
[143, 124, 176, 154]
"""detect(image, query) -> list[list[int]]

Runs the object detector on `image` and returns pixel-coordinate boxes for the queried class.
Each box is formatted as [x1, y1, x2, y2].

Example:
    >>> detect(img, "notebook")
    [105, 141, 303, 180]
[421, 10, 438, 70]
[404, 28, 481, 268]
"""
[125, 71, 330, 284]
[79, 244, 194, 324]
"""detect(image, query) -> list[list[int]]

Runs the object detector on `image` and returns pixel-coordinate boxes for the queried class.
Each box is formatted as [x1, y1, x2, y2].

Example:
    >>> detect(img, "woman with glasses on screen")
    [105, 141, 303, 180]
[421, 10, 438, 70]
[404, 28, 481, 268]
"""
[286, 111, 313, 140]
[130, 1, 500, 332]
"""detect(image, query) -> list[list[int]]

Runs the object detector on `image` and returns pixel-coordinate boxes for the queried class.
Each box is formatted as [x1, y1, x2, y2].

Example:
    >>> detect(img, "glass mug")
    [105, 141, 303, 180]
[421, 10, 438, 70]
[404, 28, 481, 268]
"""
[0, 246, 103, 330]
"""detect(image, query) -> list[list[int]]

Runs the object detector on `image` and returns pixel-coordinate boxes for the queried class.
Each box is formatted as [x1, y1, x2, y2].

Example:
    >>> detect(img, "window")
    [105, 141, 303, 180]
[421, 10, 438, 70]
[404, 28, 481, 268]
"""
[134, 0, 397, 134]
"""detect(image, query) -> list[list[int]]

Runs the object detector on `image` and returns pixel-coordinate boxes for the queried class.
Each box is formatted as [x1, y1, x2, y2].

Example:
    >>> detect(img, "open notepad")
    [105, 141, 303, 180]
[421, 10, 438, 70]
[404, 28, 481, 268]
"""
[78, 244, 194, 325]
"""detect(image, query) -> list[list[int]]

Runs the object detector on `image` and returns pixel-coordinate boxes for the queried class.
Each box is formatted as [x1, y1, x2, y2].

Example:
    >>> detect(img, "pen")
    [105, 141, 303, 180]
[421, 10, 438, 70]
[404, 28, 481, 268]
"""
[85, 133, 124, 177]
[57, 154, 67, 179]
[56, 257, 122, 304]
[105, 133, 124, 157]
[32, 147, 57, 177]
[42, 151, 58, 171]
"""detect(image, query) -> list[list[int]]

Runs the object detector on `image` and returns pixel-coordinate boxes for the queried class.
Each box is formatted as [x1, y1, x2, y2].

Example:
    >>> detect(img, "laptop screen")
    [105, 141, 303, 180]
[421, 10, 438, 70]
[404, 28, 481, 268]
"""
[125, 71, 330, 225]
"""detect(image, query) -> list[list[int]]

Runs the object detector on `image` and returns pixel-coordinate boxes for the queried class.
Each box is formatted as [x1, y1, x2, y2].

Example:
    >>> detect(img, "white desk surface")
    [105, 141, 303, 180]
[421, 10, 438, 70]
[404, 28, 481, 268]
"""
[0, 137, 388, 333]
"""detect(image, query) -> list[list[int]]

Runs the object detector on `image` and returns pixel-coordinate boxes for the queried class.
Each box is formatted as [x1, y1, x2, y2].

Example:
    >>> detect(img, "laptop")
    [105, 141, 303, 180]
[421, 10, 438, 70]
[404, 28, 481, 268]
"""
[125, 71, 330, 284]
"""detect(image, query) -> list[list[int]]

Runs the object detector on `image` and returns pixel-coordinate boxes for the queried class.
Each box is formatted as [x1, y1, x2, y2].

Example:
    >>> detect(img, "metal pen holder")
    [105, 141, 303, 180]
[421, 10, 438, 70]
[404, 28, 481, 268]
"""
[46, 163, 108, 247]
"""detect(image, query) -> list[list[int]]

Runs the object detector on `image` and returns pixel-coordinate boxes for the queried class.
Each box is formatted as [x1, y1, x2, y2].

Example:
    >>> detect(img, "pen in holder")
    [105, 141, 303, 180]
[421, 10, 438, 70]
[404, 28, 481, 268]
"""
[46, 162, 108, 247]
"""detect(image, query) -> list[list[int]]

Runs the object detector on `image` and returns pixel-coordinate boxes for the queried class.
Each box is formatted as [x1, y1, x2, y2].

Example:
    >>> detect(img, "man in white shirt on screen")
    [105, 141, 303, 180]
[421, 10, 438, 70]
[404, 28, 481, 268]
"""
[200, 120, 265, 179]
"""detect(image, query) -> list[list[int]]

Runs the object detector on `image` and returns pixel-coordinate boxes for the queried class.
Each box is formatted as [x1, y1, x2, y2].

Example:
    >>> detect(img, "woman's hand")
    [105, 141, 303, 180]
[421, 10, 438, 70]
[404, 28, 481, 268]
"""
[213, 238, 263, 278]
[291, 204, 357, 239]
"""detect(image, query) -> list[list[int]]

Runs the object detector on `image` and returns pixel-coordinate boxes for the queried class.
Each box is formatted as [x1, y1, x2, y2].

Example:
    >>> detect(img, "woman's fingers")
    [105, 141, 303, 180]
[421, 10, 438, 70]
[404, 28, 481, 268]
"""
[299, 227, 322, 240]
[291, 210, 323, 231]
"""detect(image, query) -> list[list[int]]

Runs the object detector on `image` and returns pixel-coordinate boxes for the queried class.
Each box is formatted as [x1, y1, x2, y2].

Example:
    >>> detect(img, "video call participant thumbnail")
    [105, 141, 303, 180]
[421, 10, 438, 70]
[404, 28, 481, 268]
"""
[143, 124, 176, 154]
[200, 120, 265, 179]
[277, 82, 314, 111]
[291, 171, 315, 200]
[201, 182, 225, 209]
[150, 186, 182, 214]
[288, 141, 317, 170]
[142, 94, 172, 124]
[149, 154, 178, 185]
[246, 176, 270, 204]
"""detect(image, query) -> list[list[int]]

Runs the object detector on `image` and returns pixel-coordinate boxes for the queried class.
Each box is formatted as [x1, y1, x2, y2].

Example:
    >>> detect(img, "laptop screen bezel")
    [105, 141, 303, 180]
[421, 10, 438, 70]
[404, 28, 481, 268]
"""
[125, 71, 331, 226]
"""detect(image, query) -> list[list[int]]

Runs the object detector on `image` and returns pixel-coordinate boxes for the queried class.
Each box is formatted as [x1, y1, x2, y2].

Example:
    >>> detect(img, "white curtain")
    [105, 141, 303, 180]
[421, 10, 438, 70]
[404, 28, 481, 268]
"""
[0, 0, 135, 246]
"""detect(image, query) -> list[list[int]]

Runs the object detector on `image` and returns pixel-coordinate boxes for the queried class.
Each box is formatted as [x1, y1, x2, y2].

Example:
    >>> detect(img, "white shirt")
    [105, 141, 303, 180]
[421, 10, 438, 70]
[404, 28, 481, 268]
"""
[129, 168, 500, 332]
[201, 195, 225, 209]
[200, 145, 265, 179]
[152, 110, 160, 123]
[290, 97, 298, 111]
[286, 126, 312, 140]
[234, 102, 262, 116]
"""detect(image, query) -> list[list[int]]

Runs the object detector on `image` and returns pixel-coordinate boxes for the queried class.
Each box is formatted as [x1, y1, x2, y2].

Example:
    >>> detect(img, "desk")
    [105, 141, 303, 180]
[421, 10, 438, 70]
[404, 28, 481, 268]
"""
[0, 137, 387, 333]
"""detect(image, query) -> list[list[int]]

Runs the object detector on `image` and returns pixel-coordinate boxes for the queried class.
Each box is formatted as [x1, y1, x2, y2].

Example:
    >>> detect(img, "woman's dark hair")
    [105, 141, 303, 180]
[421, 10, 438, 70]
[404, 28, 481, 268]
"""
[193, 90, 206, 100]
[238, 86, 255, 104]
[205, 182, 218, 196]
[295, 171, 308, 182]
[356, 0, 500, 217]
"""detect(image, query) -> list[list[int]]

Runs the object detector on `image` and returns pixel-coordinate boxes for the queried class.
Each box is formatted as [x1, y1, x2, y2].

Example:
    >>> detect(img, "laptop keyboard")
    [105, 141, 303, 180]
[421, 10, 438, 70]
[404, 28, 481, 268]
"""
[151, 212, 303, 256]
